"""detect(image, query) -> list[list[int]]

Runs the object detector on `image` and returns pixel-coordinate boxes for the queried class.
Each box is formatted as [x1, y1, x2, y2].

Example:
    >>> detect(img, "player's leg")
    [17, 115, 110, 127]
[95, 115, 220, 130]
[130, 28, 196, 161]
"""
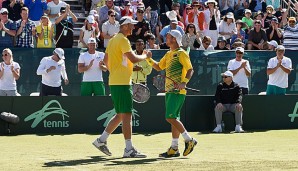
[93, 81, 106, 96]
[80, 82, 93, 96]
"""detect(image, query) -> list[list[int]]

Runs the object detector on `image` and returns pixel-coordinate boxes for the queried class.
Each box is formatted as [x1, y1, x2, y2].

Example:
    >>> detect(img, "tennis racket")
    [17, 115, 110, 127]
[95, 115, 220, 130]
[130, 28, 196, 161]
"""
[132, 83, 150, 103]
[153, 75, 200, 93]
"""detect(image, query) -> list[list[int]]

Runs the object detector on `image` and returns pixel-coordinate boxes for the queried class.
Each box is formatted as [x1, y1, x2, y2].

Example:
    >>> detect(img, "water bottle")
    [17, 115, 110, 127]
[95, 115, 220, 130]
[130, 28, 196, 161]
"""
[221, 121, 225, 132]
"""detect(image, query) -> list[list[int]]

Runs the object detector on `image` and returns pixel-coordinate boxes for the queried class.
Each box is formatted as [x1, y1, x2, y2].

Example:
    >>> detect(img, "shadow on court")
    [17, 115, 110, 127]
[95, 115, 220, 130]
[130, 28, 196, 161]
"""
[43, 156, 187, 167]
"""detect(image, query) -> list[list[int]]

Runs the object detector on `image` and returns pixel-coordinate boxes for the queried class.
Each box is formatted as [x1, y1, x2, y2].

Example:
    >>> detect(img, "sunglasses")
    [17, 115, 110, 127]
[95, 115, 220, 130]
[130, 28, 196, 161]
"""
[186, 8, 192, 10]
[137, 10, 144, 13]
[110, 15, 115, 17]
[189, 26, 195, 28]
[236, 52, 243, 54]
[289, 21, 296, 23]
[2, 54, 9, 56]
[203, 42, 210, 45]
[149, 38, 155, 40]
[1, 12, 8, 15]
[222, 76, 230, 78]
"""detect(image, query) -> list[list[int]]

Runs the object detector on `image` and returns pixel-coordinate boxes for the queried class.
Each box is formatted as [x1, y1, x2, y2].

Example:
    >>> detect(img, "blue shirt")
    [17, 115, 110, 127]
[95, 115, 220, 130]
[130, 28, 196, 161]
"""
[25, 0, 47, 21]
[231, 29, 246, 45]
[0, 20, 16, 47]
[159, 25, 184, 42]
[16, 19, 36, 48]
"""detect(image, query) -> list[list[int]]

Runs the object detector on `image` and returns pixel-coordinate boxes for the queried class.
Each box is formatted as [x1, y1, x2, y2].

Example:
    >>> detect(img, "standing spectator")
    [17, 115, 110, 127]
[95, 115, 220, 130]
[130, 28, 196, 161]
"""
[267, 40, 278, 51]
[241, 9, 253, 37]
[36, 14, 54, 48]
[198, 36, 214, 50]
[2, 0, 25, 22]
[15, 7, 36, 48]
[247, 20, 267, 50]
[218, 0, 234, 16]
[36, 48, 69, 96]
[266, 18, 283, 45]
[282, 16, 298, 50]
[182, 23, 201, 50]
[97, 0, 121, 31]
[0, 8, 16, 47]
[127, 7, 150, 48]
[253, 11, 264, 28]
[0, 48, 20, 96]
[142, 0, 159, 34]
[102, 9, 120, 48]
[266, 45, 292, 95]
[120, 1, 133, 17]
[145, 33, 159, 49]
[214, 36, 229, 50]
[227, 47, 251, 95]
[24, 0, 47, 26]
[230, 19, 246, 45]
[213, 70, 244, 133]
[234, 0, 249, 19]
[46, 0, 67, 23]
[187, 1, 205, 34]
[263, 5, 276, 29]
[204, 0, 221, 47]
[54, 5, 77, 48]
[78, 15, 96, 48]
[78, 38, 107, 96]
[218, 12, 236, 44]
[132, 39, 152, 84]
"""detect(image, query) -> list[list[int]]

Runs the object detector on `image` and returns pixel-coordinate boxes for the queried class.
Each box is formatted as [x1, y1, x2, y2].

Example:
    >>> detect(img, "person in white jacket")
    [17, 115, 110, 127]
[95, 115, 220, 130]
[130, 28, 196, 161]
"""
[36, 48, 69, 96]
[204, 0, 221, 47]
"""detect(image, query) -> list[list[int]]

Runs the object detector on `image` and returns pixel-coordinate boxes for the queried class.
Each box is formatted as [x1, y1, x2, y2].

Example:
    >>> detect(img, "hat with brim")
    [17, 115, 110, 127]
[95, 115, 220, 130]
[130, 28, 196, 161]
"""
[87, 37, 97, 44]
[276, 45, 285, 51]
[268, 40, 278, 48]
[266, 5, 276, 14]
[232, 41, 244, 48]
[87, 15, 95, 24]
[226, 13, 234, 19]
[217, 36, 226, 42]
[221, 71, 233, 78]
[245, 9, 252, 14]
[0, 8, 8, 14]
[119, 16, 138, 25]
[166, 10, 177, 20]
[41, 13, 49, 19]
[205, 0, 218, 6]
[167, 30, 183, 47]
[235, 19, 247, 28]
[235, 47, 244, 53]
[54, 48, 65, 60]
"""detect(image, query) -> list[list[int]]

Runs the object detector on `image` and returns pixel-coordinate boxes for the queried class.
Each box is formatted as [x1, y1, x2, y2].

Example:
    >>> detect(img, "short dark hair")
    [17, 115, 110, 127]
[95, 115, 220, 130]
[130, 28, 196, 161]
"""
[108, 9, 115, 16]
[136, 39, 144, 43]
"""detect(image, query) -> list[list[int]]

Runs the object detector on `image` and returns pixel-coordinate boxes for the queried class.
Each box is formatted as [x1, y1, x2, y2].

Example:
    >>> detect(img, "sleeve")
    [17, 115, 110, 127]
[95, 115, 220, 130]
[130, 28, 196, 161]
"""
[101, 22, 108, 34]
[246, 60, 251, 72]
[248, 30, 253, 41]
[215, 84, 222, 104]
[36, 25, 42, 34]
[267, 58, 275, 68]
[61, 62, 68, 80]
[159, 27, 167, 39]
[179, 51, 193, 71]
[262, 30, 268, 41]
[14, 62, 21, 70]
[121, 37, 132, 54]
[158, 53, 168, 70]
[36, 58, 47, 75]
[227, 60, 233, 70]
[78, 54, 84, 64]
[218, 20, 224, 32]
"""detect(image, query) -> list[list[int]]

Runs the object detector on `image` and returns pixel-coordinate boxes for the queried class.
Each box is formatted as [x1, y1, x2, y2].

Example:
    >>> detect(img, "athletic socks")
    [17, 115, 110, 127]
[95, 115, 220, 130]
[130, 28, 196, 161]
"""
[125, 139, 133, 150]
[99, 131, 110, 142]
[171, 138, 179, 149]
[181, 131, 192, 142]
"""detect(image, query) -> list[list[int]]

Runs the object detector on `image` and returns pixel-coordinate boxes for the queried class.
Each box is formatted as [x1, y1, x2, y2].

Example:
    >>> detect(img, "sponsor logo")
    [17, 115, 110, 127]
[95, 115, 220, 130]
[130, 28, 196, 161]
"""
[24, 100, 69, 128]
[289, 102, 298, 123]
[97, 108, 140, 127]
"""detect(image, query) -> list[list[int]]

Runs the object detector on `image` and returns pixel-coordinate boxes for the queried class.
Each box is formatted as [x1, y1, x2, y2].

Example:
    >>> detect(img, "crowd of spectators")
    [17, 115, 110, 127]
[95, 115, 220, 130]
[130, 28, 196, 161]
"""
[0, 0, 298, 50]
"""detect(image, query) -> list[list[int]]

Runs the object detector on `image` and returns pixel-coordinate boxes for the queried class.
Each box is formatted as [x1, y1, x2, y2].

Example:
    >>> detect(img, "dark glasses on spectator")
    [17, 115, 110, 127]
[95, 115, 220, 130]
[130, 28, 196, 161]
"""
[289, 21, 296, 23]
[110, 15, 115, 17]
[137, 10, 144, 13]
[236, 52, 243, 54]
[203, 42, 210, 45]
[2, 54, 9, 56]
[222, 76, 230, 78]
[1, 12, 8, 15]
[186, 8, 192, 10]
[189, 26, 195, 28]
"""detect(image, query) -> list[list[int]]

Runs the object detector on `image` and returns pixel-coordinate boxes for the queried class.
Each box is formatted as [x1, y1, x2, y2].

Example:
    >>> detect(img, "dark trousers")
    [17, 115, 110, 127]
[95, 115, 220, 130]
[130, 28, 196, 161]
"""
[241, 88, 248, 95]
[40, 83, 62, 96]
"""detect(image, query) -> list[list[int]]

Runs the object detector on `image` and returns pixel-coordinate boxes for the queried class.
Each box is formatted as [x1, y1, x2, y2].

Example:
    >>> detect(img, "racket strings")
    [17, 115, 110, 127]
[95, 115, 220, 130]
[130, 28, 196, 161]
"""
[133, 84, 150, 103]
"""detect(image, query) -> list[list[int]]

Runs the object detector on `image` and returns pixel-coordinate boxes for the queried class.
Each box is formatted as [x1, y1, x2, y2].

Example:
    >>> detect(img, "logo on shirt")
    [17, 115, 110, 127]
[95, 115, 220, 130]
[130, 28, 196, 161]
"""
[97, 108, 140, 127]
[24, 100, 69, 128]
[289, 102, 298, 123]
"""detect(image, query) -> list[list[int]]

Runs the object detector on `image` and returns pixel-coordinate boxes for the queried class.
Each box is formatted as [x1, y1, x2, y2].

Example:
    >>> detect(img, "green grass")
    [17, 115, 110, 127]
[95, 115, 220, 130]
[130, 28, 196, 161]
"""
[1, 130, 298, 170]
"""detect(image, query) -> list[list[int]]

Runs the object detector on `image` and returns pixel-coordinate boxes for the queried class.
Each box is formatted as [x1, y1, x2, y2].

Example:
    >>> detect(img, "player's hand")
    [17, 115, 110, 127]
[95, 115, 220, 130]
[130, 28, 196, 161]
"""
[177, 82, 186, 90]
[277, 59, 282, 67]
[48, 66, 56, 72]
[133, 65, 142, 71]
[235, 103, 242, 112]
[64, 79, 69, 85]
[88, 59, 95, 68]
[241, 61, 247, 68]
[143, 50, 152, 59]
[216, 103, 224, 111]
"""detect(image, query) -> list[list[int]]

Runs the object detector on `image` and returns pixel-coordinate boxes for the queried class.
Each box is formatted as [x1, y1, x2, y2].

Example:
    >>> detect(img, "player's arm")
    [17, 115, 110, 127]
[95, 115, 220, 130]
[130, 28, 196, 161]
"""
[145, 58, 162, 71]
[124, 50, 152, 63]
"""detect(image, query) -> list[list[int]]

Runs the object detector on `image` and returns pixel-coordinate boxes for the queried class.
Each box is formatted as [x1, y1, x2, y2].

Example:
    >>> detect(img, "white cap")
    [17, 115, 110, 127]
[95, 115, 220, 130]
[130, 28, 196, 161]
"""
[245, 9, 252, 14]
[221, 71, 233, 78]
[166, 10, 177, 20]
[268, 40, 278, 48]
[87, 15, 95, 24]
[205, 0, 218, 5]
[226, 13, 234, 19]
[54, 48, 65, 60]
[0, 8, 8, 14]
[276, 45, 285, 50]
[235, 47, 244, 53]
[87, 37, 97, 44]
[89, 10, 99, 17]
[119, 16, 138, 25]
[167, 30, 182, 47]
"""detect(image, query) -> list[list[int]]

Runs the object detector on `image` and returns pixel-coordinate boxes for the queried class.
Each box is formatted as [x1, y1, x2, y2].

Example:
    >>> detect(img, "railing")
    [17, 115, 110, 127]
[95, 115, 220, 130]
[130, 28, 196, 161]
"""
[281, 0, 297, 17]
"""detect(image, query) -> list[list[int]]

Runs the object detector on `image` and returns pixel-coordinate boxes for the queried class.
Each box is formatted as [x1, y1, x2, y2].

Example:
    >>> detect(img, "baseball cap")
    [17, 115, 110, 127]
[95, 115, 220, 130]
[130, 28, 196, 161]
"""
[245, 9, 252, 14]
[89, 10, 99, 17]
[217, 36, 226, 42]
[87, 15, 95, 24]
[289, 17, 296, 22]
[87, 37, 97, 44]
[119, 16, 138, 25]
[54, 48, 65, 60]
[221, 71, 233, 78]
[276, 45, 285, 51]
[271, 17, 278, 23]
[167, 30, 182, 47]
[0, 8, 8, 14]
[268, 40, 278, 48]
[235, 47, 244, 53]
[226, 13, 234, 19]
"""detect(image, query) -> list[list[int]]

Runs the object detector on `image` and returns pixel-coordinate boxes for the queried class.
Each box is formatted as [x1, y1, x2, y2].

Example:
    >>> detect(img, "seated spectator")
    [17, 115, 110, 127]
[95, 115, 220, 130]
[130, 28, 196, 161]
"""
[102, 9, 120, 48]
[204, 0, 220, 47]
[282, 7, 298, 50]
[253, 11, 264, 28]
[198, 36, 214, 50]
[267, 40, 278, 51]
[36, 14, 54, 48]
[247, 20, 267, 50]
[266, 18, 283, 45]
[0, 8, 16, 47]
[230, 19, 246, 45]
[78, 16, 96, 48]
[15, 7, 36, 48]
[213, 70, 244, 133]
[218, 0, 234, 16]
[121, 1, 133, 17]
[266, 45, 292, 95]
[182, 23, 201, 50]
[0, 48, 21, 96]
[187, 1, 205, 34]
[145, 33, 159, 49]
[182, 4, 192, 27]
[214, 36, 229, 50]
[219, 12, 236, 45]
[263, 5, 277, 29]
[25, 0, 47, 26]
[46, 0, 67, 24]
[2, 0, 25, 22]
[242, 9, 253, 38]
[97, 0, 121, 31]
[54, 5, 77, 48]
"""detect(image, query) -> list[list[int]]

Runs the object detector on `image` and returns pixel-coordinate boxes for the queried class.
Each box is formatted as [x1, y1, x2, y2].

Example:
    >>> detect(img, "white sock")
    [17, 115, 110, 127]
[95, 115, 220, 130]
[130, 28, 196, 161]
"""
[171, 138, 179, 149]
[99, 131, 109, 142]
[181, 131, 192, 142]
[125, 139, 133, 151]
[217, 124, 221, 128]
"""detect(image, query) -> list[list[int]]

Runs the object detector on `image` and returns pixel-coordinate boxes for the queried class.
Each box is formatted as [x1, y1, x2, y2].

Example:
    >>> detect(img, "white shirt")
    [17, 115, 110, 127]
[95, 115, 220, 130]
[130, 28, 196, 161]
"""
[198, 45, 214, 50]
[0, 62, 20, 90]
[36, 56, 68, 87]
[47, 1, 67, 23]
[78, 51, 105, 82]
[81, 26, 96, 44]
[102, 20, 120, 48]
[228, 59, 251, 88]
[267, 56, 292, 88]
[219, 20, 236, 39]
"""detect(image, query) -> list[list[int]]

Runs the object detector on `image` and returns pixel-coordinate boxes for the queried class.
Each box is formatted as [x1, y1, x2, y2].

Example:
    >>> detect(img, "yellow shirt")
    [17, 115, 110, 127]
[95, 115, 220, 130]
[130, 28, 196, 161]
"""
[36, 25, 52, 48]
[158, 48, 193, 94]
[132, 59, 152, 84]
[106, 33, 133, 85]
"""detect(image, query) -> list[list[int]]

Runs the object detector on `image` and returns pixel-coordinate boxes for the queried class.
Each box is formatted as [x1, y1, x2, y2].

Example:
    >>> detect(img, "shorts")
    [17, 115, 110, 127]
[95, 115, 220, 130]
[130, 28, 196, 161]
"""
[165, 93, 185, 119]
[81, 81, 105, 96]
[266, 85, 286, 95]
[110, 85, 133, 113]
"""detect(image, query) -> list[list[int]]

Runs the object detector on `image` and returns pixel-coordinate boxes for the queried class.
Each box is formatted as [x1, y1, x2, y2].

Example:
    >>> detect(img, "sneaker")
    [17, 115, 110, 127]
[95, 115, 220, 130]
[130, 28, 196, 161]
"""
[159, 147, 180, 158]
[183, 138, 197, 156]
[123, 147, 147, 158]
[213, 126, 222, 133]
[235, 125, 245, 133]
[92, 138, 112, 156]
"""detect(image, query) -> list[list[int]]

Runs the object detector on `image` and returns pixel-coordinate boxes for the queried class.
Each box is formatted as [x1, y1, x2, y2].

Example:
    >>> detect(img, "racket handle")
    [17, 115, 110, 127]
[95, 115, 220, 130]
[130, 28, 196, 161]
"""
[186, 87, 200, 92]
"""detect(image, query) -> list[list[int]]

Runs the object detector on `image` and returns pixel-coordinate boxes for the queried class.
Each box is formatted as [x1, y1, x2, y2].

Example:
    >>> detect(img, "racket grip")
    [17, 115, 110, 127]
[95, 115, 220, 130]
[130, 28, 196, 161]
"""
[186, 87, 200, 92]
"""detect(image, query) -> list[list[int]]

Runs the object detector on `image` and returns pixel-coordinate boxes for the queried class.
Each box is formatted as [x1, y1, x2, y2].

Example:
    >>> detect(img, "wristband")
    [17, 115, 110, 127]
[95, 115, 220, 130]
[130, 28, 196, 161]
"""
[146, 58, 155, 66]
[182, 78, 189, 83]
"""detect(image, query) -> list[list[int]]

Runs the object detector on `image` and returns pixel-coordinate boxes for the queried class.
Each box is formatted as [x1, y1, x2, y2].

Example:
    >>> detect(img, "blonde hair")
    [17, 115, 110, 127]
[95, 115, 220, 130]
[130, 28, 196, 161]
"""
[2, 48, 13, 62]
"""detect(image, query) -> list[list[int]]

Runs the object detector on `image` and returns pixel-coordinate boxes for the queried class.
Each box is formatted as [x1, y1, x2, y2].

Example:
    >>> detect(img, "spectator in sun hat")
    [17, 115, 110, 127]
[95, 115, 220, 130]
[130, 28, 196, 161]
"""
[214, 36, 229, 50]
[231, 38, 245, 50]
[231, 19, 246, 45]
[263, 5, 277, 29]
[219, 12, 236, 42]
[267, 40, 278, 50]
[266, 17, 283, 45]
[204, 0, 221, 47]
[36, 47, 69, 96]
[78, 15, 97, 48]
[0, 8, 16, 47]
